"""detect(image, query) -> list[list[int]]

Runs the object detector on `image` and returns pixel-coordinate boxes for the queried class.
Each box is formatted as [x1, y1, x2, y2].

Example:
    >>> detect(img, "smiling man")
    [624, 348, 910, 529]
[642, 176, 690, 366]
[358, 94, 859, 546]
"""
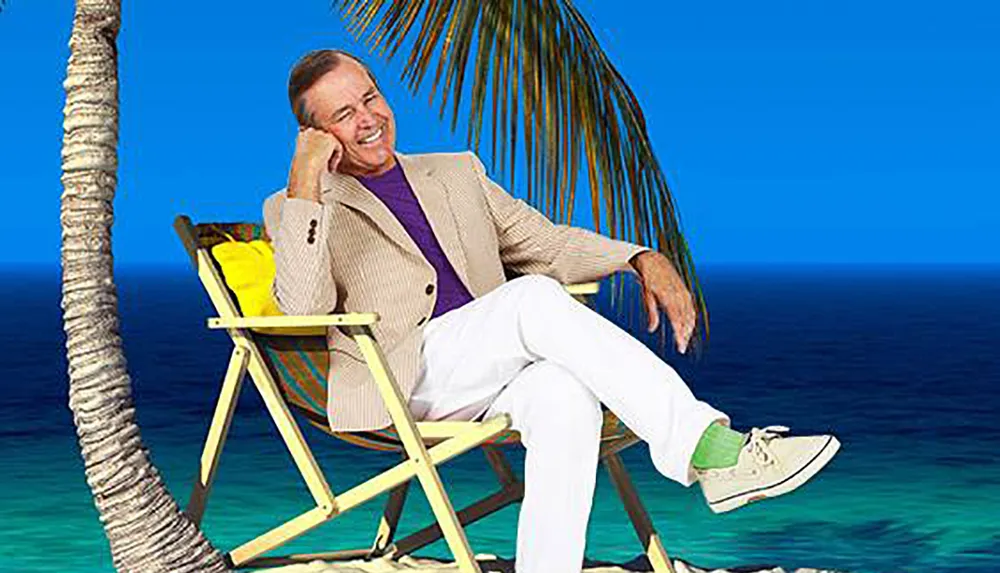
[264, 49, 840, 573]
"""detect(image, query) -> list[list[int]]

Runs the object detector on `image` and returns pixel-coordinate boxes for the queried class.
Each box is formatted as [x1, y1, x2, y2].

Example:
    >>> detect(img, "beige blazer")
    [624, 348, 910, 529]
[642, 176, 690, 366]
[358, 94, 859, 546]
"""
[263, 151, 650, 431]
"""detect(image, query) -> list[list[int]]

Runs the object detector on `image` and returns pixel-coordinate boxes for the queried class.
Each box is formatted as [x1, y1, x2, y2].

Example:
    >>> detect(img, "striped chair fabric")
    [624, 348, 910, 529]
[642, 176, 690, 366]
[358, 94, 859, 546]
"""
[195, 222, 637, 452]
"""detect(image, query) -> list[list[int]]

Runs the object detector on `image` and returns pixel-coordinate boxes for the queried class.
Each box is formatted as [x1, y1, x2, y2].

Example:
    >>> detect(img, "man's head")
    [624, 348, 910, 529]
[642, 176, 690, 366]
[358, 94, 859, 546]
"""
[288, 50, 397, 177]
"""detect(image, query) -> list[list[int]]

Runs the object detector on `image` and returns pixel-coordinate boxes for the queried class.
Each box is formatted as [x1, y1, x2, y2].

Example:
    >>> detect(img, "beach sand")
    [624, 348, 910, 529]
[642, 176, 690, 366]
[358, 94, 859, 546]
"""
[268, 553, 846, 573]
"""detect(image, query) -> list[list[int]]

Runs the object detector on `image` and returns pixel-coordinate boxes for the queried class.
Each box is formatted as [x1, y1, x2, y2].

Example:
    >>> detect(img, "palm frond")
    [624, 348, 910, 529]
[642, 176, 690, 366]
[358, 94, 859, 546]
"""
[332, 0, 711, 358]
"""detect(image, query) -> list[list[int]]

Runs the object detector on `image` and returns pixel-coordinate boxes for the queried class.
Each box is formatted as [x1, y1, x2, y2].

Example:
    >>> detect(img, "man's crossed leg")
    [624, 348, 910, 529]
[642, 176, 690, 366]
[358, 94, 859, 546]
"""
[409, 274, 839, 572]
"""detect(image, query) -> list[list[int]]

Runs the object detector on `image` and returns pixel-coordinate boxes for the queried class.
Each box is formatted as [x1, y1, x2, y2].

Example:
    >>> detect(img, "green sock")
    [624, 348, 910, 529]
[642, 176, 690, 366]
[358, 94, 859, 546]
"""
[691, 422, 746, 470]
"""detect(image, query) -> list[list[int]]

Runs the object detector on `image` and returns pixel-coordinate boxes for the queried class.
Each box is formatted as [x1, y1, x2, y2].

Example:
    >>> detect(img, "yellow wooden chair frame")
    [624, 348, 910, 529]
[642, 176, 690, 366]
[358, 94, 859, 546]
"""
[174, 215, 675, 572]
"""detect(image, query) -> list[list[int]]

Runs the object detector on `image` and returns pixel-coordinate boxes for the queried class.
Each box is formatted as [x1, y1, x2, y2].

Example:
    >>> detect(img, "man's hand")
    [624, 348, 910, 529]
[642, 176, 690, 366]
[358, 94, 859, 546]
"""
[630, 250, 696, 353]
[287, 126, 343, 203]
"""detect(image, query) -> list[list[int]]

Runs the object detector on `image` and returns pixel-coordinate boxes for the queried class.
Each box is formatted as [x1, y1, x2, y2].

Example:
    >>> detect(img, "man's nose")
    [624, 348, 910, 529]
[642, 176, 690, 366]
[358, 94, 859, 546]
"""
[356, 106, 378, 128]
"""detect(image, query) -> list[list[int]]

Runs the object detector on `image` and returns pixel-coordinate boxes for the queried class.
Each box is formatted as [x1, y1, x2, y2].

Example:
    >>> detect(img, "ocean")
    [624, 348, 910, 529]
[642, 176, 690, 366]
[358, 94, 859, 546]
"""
[3, 265, 999, 573]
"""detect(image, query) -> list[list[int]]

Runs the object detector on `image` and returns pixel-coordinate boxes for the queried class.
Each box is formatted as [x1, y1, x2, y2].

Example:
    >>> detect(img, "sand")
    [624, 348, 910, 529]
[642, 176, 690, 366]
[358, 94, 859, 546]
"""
[268, 553, 846, 573]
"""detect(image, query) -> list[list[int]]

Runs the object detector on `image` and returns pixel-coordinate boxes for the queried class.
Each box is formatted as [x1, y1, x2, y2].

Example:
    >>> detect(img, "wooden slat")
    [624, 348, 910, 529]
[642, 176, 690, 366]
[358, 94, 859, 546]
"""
[243, 548, 373, 568]
[208, 312, 379, 329]
[228, 506, 332, 567]
[564, 281, 599, 295]
[334, 414, 512, 514]
[414, 420, 504, 439]
[243, 548, 374, 568]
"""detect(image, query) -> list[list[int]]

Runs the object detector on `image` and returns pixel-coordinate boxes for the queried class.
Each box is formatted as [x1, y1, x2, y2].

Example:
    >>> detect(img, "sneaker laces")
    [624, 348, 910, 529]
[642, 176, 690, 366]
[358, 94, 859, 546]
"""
[700, 425, 791, 481]
[745, 425, 790, 469]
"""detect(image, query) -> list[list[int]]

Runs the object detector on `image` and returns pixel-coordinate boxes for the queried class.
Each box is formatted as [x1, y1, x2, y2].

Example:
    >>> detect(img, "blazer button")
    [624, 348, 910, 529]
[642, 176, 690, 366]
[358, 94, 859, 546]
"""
[417, 316, 426, 326]
[307, 236, 316, 245]
[309, 219, 318, 228]
[425, 284, 435, 295]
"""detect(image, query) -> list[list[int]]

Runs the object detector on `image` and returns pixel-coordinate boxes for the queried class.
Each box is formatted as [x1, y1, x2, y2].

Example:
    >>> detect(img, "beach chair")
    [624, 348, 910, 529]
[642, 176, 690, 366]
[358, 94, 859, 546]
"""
[174, 215, 676, 573]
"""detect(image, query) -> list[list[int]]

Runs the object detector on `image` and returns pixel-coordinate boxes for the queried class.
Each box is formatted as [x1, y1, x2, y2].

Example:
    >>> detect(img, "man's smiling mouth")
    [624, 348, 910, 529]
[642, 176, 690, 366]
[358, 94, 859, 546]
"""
[358, 127, 384, 145]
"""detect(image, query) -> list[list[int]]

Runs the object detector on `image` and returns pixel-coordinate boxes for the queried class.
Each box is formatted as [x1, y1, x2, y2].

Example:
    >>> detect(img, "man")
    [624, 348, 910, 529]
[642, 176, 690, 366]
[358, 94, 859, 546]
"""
[264, 49, 840, 573]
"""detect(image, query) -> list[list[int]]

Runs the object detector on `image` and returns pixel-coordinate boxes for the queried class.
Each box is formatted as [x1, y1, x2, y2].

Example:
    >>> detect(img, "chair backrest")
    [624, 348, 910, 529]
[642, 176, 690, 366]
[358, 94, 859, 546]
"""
[174, 216, 334, 435]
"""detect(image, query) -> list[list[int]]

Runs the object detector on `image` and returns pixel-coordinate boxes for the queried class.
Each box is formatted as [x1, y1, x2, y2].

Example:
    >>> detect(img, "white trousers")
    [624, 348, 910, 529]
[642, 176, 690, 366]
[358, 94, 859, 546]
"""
[408, 274, 729, 573]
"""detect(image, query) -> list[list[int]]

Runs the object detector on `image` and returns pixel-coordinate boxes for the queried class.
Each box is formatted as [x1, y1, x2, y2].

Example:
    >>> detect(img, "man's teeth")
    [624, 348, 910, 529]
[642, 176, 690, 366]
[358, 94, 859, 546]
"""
[359, 128, 383, 144]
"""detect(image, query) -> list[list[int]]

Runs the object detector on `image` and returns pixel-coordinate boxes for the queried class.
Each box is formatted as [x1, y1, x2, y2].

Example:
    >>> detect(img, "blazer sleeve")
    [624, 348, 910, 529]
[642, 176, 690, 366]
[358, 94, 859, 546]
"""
[466, 151, 651, 284]
[263, 190, 338, 315]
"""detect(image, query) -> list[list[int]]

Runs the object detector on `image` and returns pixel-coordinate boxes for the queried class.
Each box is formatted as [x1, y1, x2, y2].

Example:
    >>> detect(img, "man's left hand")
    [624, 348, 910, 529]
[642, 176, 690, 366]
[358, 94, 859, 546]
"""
[629, 250, 696, 353]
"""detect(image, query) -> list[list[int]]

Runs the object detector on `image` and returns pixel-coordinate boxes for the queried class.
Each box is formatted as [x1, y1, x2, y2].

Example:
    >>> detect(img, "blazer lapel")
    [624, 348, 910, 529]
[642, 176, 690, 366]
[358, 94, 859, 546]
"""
[322, 153, 472, 292]
[398, 154, 472, 292]
[322, 160, 421, 261]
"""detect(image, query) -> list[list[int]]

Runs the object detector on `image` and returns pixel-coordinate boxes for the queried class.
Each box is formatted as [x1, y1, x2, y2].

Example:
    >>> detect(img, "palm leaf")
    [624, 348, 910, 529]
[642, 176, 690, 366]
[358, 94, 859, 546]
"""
[332, 0, 711, 358]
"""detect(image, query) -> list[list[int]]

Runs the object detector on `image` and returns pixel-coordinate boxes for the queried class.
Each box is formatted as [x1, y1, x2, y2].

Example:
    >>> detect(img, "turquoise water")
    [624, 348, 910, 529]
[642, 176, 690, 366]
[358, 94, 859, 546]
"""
[4, 266, 1000, 572]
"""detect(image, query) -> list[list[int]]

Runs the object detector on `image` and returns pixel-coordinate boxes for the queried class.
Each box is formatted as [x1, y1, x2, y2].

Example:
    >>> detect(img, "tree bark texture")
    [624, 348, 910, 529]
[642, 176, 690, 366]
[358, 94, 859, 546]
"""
[60, 0, 230, 570]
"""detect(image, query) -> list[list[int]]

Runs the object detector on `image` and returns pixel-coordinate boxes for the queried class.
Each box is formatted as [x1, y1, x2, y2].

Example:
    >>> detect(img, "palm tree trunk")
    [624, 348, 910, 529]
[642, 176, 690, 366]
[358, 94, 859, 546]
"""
[60, 0, 229, 570]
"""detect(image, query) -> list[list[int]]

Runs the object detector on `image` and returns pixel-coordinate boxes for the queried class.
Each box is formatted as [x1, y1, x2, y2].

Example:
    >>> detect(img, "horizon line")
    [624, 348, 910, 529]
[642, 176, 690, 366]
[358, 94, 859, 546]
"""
[5, 261, 1000, 270]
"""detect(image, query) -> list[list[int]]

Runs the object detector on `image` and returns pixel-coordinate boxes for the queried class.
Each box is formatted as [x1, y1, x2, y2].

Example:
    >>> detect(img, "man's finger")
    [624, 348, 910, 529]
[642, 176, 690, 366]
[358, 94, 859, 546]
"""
[674, 293, 693, 332]
[669, 306, 689, 352]
[681, 304, 695, 338]
[643, 286, 659, 333]
[681, 302, 698, 353]
[656, 290, 688, 350]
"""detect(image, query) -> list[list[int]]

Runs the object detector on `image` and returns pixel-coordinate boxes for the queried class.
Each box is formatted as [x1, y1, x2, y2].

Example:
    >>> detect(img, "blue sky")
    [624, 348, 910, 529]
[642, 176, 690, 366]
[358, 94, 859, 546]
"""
[1, 0, 997, 266]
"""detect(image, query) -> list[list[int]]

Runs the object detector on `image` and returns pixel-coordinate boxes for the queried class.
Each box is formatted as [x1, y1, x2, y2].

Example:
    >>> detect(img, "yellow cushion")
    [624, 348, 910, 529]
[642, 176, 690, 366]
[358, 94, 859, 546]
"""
[211, 239, 327, 336]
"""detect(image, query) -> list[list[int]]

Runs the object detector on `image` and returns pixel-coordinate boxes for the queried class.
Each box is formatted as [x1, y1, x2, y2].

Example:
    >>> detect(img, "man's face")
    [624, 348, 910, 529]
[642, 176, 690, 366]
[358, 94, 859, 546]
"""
[303, 59, 397, 177]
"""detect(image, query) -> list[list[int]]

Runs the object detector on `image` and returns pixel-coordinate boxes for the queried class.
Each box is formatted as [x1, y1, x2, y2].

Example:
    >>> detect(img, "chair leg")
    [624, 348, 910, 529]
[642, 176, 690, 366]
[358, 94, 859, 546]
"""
[482, 445, 519, 488]
[370, 467, 410, 557]
[185, 345, 249, 526]
[399, 431, 483, 572]
[348, 325, 483, 573]
[603, 452, 675, 573]
[390, 445, 523, 558]
[224, 347, 340, 566]
[244, 350, 337, 511]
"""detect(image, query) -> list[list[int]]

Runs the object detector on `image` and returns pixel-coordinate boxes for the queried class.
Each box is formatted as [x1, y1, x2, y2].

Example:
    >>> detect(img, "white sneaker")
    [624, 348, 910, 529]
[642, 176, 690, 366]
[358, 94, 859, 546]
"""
[695, 425, 840, 514]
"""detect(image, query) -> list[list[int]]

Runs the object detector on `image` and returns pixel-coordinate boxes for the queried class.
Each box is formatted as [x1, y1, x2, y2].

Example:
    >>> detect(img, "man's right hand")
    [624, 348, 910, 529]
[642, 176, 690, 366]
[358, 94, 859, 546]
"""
[287, 126, 343, 203]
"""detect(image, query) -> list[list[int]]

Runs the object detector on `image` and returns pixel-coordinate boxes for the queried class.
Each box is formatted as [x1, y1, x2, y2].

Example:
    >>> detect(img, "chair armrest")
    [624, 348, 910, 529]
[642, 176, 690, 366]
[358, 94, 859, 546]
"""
[208, 283, 595, 330]
[207, 312, 380, 330]
[564, 282, 599, 296]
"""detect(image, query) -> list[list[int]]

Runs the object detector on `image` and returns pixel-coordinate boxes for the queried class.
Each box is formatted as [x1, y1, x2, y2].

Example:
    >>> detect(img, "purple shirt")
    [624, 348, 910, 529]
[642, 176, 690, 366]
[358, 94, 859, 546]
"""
[356, 161, 474, 319]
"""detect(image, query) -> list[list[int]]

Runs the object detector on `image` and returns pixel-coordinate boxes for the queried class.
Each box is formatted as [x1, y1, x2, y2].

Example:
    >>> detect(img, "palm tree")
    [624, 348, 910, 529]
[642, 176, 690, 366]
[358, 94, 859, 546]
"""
[59, 0, 708, 571]
[60, 0, 228, 570]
